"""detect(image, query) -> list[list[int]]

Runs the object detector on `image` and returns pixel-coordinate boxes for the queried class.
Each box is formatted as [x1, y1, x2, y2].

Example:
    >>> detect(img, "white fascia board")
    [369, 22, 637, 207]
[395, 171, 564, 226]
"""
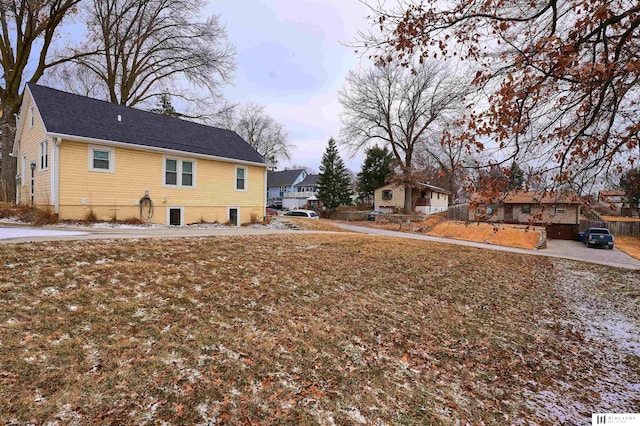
[13, 85, 51, 156]
[46, 132, 268, 168]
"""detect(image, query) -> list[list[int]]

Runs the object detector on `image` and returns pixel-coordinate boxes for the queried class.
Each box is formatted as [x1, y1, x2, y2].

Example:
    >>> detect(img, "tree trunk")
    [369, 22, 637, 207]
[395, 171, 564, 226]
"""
[404, 183, 413, 214]
[1, 112, 18, 202]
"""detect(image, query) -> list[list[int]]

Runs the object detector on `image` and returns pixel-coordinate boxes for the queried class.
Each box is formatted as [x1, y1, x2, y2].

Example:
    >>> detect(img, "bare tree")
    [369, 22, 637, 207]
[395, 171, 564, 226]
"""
[0, 0, 84, 201]
[416, 125, 472, 204]
[69, 0, 235, 107]
[358, 0, 640, 190]
[218, 103, 292, 168]
[339, 61, 467, 213]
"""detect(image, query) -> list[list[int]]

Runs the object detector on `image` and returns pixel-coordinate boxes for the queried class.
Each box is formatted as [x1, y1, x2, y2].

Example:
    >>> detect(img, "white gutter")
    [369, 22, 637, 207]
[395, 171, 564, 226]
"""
[264, 168, 268, 218]
[46, 132, 268, 168]
[52, 137, 61, 214]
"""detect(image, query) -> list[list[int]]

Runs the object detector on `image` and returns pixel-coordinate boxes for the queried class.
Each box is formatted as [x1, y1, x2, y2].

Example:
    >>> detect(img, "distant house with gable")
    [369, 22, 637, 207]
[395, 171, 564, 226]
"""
[266, 169, 307, 208]
[374, 182, 450, 214]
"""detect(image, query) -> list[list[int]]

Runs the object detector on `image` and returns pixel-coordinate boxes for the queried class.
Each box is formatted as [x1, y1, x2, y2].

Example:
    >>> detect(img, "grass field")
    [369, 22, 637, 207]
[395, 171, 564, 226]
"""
[615, 236, 640, 260]
[1, 234, 638, 424]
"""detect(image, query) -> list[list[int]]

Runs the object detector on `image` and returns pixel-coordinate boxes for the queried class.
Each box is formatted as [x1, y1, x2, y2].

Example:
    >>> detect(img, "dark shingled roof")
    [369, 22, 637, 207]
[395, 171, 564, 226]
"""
[267, 169, 306, 187]
[295, 174, 319, 187]
[27, 84, 265, 164]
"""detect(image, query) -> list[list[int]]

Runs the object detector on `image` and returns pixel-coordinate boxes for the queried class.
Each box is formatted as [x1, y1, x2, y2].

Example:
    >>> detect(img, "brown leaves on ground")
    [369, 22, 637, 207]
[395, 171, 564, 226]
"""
[428, 221, 542, 249]
[614, 236, 640, 260]
[0, 234, 636, 424]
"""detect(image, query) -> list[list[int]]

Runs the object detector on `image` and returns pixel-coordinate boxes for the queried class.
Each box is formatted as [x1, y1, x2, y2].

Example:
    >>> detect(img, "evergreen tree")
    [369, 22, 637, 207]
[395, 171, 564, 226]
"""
[317, 138, 352, 211]
[357, 145, 393, 201]
[151, 93, 181, 117]
[508, 161, 525, 190]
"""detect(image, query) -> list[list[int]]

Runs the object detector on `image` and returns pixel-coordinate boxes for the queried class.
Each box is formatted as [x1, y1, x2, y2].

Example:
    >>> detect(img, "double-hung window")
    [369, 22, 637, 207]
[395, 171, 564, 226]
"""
[382, 190, 393, 200]
[39, 141, 48, 170]
[235, 166, 246, 191]
[164, 158, 195, 188]
[89, 146, 114, 172]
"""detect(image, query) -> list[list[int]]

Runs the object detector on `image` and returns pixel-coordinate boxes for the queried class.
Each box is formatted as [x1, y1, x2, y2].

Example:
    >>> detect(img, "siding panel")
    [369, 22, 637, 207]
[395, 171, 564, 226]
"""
[58, 140, 265, 224]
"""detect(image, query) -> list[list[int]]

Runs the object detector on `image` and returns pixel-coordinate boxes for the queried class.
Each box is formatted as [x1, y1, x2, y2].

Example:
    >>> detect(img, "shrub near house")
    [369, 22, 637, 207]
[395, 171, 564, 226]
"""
[12, 85, 267, 226]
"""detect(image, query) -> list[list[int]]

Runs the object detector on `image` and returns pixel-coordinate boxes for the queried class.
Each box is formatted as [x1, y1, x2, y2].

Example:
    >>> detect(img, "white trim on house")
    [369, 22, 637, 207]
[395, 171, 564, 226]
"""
[166, 206, 184, 226]
[46, 132, 268, 168]
[88, 145, 115, 173]
[52, 137, 61, 214]
[162, 156, 197, 189]
[235, 165, 247, 192]
[227, 206, 240, 226]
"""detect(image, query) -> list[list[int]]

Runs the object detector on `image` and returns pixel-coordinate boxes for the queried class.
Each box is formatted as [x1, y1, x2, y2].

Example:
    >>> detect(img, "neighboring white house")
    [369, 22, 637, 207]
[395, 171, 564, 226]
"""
[374, 182, 450, 214]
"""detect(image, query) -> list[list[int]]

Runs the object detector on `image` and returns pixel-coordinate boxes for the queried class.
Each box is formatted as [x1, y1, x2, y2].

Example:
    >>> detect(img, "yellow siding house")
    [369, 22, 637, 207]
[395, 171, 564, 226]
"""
[12, 85, 267, 226]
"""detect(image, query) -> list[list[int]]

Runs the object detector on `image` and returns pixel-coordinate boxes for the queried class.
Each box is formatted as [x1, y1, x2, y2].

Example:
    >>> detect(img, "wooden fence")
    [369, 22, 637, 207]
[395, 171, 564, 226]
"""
[580, 219, 640, 237]
[447, 204, 469, 221]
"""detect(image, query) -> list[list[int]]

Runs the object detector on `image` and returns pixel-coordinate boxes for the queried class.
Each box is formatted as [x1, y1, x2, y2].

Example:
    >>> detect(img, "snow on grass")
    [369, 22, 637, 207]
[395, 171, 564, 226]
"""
[1, 234, 638, 424]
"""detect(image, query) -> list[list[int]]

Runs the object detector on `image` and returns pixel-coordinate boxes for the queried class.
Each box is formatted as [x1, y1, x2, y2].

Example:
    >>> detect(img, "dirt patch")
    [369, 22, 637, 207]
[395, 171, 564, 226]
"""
[428, 221, 541, 249]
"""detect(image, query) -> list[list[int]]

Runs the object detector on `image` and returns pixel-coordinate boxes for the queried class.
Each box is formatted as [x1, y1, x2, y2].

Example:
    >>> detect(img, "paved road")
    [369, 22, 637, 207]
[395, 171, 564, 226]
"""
[336, 223, 640, 270]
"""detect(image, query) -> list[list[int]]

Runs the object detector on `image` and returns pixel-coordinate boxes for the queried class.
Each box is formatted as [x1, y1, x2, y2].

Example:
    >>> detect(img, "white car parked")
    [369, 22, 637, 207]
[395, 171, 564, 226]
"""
[283, 209, 319, 219]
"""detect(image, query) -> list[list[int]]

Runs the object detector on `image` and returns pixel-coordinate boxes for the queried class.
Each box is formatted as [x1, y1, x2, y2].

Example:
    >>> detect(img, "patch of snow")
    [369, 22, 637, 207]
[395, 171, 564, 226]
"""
[41, 287, 59, 297]
[525, 260, 640, 423]
[68, 305, 78, 312]
[346, 407, 367, 424]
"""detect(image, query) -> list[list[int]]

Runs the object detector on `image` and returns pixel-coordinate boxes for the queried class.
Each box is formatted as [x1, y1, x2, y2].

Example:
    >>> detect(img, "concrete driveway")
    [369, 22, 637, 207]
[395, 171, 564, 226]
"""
[336, 223, 640, 270]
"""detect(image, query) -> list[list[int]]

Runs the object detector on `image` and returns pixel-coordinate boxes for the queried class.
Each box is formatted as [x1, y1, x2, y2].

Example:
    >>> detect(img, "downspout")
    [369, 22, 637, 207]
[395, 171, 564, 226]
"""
[264, 168, 268, 219]
[53, 137, 61, 214]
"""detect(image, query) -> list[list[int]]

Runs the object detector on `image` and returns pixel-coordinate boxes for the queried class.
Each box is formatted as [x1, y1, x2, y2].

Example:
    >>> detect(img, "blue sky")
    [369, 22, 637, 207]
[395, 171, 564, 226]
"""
[206, 0, 372, 172]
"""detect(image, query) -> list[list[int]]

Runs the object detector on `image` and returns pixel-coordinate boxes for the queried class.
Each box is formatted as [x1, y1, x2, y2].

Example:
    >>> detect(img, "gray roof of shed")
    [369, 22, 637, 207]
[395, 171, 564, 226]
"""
[267, 169, 306, 187]
[27, 84, 266, 164]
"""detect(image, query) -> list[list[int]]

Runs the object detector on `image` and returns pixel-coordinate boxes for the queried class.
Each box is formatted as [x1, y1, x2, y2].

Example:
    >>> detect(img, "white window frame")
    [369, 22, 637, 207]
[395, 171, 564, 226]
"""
[163, 156, 196, 188]
[555, 204, 566, 214]
[38, 140, 49, 171]
[29, 106, 35, 128]
[88, 145, 115, 173]
[382, 189, 393, 200]
[166, 206, 185, 226]
[235, 166, 247, 191]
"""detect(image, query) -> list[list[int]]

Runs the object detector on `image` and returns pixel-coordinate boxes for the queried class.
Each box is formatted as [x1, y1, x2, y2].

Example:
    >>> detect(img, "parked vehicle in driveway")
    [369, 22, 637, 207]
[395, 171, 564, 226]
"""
[367, 210, 384, 221]
[283, 209, 319, 219]
[266, 207, 278, 216]
[582, 227, 615, 249]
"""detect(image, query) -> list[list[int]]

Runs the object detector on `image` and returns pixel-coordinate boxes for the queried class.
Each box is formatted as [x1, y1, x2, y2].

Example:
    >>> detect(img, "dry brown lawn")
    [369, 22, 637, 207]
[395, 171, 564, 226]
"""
[0, 235, 637, 424]
[284, 218, 350, 232]
[614, 236, 640, 260]
[428, 221, 542, 249]
[602, 216, 640, 222]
